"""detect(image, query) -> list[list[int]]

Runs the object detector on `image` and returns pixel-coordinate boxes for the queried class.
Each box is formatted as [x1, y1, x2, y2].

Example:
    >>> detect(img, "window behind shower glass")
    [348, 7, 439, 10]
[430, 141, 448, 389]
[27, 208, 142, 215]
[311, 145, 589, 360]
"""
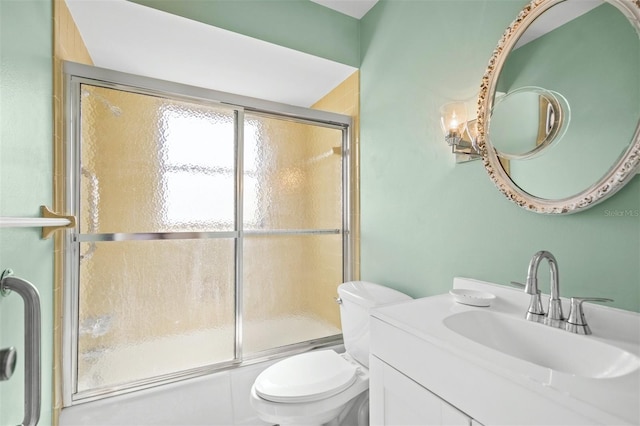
[67, 75, 351, 402]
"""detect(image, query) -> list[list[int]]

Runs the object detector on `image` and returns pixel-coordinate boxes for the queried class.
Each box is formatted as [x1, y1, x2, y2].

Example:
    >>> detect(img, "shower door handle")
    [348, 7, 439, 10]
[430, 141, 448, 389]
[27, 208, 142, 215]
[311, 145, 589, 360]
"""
[1, 273, 41, 426]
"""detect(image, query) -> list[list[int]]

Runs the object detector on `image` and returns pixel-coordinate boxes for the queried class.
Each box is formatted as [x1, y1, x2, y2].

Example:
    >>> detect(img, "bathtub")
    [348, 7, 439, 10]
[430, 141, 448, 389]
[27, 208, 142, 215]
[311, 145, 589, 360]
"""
[60, 316, 342, 425]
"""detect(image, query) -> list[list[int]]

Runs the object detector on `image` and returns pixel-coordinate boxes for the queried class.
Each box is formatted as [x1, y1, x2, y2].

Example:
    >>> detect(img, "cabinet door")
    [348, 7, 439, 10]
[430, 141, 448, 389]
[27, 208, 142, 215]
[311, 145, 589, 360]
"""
[443, 400, 473, 425]
[370, 356, 471, 426]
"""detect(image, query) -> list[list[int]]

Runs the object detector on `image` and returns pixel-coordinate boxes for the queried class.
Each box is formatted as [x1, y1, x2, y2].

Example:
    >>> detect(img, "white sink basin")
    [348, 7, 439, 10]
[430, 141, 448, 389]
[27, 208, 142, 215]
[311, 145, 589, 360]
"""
[443, 310, 640, 379]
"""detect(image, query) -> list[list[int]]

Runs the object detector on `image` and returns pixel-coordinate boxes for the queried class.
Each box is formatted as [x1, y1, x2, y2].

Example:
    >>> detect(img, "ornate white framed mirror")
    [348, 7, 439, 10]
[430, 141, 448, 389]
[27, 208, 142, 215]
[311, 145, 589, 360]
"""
[476, 0, 640, 214]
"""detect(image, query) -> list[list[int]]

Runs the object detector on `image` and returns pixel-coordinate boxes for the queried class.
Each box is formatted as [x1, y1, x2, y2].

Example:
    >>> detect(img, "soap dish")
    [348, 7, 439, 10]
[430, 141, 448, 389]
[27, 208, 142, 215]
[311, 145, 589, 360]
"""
[449, 289, 496, 307]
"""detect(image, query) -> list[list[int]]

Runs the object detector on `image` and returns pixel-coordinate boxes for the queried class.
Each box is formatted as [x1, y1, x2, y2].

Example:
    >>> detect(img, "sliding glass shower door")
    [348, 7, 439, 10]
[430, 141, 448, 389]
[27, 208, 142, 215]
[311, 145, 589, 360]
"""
[241, 113, 344, 356]
[65, 68, 351, 402]
[75, 85, 237, 394]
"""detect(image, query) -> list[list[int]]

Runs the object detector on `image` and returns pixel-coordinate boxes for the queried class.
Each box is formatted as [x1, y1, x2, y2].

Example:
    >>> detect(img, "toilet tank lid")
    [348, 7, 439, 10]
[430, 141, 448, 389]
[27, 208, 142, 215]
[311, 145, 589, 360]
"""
[338, 281, 412, 308]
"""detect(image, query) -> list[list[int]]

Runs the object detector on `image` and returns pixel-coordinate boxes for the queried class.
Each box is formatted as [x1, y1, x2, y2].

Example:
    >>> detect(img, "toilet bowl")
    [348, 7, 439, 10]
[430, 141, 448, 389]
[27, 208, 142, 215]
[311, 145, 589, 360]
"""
[250, 281, 412, 426]
[250, 350, 369, 426]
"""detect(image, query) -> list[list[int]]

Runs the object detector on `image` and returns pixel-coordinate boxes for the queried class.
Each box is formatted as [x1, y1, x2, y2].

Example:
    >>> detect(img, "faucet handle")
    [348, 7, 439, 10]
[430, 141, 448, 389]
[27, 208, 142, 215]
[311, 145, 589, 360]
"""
[566, 297, 614, 335]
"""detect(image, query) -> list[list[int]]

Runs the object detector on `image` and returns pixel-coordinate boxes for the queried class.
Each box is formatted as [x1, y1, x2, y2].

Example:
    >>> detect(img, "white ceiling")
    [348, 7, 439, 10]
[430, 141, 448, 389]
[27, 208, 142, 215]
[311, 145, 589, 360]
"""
[65, 0, 358, 107]
[310, 0, 378, 19]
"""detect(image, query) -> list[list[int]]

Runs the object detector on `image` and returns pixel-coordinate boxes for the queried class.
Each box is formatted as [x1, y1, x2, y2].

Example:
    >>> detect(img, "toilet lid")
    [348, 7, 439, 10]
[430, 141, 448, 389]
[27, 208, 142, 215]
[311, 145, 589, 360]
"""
[254, 350, 358, 403]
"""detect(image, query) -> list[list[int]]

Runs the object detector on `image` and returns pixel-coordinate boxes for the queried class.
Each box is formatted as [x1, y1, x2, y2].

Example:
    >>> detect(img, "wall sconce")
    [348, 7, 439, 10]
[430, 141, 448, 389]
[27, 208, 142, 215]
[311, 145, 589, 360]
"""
[439, 102, 481, 163]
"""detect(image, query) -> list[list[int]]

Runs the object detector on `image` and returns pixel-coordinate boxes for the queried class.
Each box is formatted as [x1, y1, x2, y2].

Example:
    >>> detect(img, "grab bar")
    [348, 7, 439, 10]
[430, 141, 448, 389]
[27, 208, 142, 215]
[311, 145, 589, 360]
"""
[1, 271, 41, 426]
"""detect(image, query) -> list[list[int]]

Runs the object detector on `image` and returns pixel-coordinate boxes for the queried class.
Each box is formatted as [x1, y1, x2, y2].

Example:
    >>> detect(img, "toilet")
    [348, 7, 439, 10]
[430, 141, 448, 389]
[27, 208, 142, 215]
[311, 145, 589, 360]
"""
[250, 281, 412, 426]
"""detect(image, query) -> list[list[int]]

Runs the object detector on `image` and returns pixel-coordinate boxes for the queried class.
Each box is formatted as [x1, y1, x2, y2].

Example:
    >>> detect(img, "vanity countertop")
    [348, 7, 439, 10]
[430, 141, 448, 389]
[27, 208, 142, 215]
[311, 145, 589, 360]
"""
[370, 278, 640, 425]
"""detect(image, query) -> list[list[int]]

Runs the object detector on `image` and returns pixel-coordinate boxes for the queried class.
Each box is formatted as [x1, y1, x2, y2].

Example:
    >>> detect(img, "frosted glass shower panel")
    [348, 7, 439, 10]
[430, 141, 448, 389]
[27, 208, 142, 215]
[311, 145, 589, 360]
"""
[76, 239, 236, 392]
[80, 85, 236, 233]
[242, 234, 343, 356]
[69, 73, 351, 401]
[243, 114, 343, 230]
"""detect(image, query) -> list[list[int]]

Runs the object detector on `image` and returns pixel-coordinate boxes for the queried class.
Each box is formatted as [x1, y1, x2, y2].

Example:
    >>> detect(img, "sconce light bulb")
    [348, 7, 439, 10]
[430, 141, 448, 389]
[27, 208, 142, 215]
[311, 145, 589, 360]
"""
[450, 112, 459, 130]
[440, 101, 470, 149]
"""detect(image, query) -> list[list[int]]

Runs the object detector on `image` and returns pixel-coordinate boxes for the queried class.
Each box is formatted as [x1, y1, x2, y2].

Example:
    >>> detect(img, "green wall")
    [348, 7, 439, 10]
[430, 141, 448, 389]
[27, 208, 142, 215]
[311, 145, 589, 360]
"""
[0, 1, 54, 425]
[130, 0, 361, 67]
[359, 0, 640, 312]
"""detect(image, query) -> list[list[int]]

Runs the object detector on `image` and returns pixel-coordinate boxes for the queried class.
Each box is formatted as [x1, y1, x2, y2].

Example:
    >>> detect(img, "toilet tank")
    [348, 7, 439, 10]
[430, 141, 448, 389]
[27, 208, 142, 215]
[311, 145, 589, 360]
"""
[337, 281, 412, 368]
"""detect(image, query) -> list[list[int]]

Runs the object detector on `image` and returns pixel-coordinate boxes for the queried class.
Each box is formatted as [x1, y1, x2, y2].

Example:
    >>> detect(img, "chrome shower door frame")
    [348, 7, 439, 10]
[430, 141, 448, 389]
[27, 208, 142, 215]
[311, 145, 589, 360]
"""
[62, 62, 353, 405]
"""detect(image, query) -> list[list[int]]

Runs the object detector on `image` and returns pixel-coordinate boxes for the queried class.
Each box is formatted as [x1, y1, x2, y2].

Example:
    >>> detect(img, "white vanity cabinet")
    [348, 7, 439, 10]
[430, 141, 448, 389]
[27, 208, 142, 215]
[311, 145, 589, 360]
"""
[368, 278, 640, 426]
[370, 355, 475, 426]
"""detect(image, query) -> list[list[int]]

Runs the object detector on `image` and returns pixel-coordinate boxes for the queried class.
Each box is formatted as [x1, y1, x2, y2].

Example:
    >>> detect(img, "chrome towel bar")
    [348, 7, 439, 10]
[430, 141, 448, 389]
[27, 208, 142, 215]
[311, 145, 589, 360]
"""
[0, 206, 75, 239]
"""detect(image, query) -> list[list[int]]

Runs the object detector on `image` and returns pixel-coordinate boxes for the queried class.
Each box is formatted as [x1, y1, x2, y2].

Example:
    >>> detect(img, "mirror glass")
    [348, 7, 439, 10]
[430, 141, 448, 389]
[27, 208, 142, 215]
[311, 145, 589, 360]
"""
[482, 0, 639, 204]
[491, 86, 570, 160]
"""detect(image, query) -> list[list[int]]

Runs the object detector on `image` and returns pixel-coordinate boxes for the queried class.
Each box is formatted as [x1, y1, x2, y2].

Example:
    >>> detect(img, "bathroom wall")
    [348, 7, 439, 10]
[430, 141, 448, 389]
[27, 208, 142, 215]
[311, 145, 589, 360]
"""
[311, 70, 361, 325]
[52, 0, 94, 420]
[359, 0, 640, 312]
[0, 1, 54, 425]
[0, 1, 92, 424]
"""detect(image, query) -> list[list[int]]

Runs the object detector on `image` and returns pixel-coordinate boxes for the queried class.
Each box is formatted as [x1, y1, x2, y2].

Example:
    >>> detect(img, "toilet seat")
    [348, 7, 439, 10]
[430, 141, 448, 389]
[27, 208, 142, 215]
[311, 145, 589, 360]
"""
[254, 350, 359, 403]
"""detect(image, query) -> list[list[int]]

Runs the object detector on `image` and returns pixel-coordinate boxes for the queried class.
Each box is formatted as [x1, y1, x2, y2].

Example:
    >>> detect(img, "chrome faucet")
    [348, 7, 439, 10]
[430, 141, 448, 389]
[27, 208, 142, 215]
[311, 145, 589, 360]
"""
[513, 251, 615, 334]
[526, 250, 564, 328]
[512, 251, 564, 327]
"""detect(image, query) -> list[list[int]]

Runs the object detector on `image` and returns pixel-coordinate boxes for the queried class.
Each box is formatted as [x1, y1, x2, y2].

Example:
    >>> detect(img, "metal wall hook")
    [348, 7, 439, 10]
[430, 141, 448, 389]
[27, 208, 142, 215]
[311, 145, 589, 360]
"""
[0, 269, 14, 296]
[40, 205, 76, 239]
